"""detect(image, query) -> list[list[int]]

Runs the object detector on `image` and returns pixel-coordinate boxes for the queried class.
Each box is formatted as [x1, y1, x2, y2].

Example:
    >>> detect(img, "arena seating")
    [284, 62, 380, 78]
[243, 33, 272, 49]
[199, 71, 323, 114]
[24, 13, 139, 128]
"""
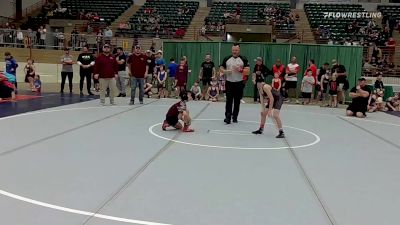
[304, 3, 369, 41]
[116, 0, 199, 38]
[206, 2, 291, 24]
[378, 5, 400, 20]
[60, 0, 134, 23]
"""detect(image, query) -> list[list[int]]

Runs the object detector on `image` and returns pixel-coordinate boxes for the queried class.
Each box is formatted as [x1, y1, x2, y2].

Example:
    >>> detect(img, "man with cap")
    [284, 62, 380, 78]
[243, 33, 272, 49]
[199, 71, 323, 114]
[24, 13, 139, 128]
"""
[93, 44, 118, 105]
[346, 77, 371, 118]
[252, 56, 270, 103]
[127, 45, 148, 105]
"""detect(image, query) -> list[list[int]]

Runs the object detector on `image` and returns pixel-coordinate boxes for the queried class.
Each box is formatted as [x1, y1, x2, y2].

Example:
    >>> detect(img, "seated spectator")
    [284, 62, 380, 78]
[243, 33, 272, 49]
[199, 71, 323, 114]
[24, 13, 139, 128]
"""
[363, 60, 376, 70]
[374, 72, 384, 91]
[175, 28, 185, 38]
[346, 78, 371, 118]
[0, 72, 16, 101]
[386, 97, 399, 111]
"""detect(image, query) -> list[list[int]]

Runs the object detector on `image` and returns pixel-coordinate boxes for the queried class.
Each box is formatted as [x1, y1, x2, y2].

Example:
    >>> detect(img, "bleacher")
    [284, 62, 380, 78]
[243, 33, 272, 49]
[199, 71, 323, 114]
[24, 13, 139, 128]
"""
[60, 0, 134, 23]
[378, 5, 400, 20]
[304, 3, 369, 41]
[116, 0, 199, 38]
[206, 2, 291, 25]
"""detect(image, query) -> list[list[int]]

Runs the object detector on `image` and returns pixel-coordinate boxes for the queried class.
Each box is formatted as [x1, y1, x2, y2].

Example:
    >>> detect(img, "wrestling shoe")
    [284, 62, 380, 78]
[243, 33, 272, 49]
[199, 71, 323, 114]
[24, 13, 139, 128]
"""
[162, 120, 169, 131]
[252, 128, 263, 134]
[276, 131, 285, 138]
[182, 125, 194, 132]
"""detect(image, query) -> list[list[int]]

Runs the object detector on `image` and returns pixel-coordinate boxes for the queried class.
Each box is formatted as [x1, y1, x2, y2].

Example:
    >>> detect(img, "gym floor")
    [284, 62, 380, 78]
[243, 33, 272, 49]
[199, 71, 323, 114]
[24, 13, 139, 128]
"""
[0, 97, 399, 225]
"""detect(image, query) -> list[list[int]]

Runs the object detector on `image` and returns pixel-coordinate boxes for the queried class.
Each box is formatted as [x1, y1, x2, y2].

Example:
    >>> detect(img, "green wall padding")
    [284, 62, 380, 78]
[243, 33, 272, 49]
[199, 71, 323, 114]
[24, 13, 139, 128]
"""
[163, 41, 363, 98]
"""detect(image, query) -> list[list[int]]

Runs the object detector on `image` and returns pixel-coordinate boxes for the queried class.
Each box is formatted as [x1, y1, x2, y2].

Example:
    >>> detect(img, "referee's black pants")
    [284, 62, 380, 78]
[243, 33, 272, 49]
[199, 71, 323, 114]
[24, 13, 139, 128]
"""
[225, 80, 243, 121]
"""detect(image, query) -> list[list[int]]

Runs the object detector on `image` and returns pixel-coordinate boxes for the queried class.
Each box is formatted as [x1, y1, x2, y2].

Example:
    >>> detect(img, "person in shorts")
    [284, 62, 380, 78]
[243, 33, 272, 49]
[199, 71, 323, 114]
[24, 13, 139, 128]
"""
[199, 54, 215, 100]
[346, 78, 371, 118]
[252, 82, 285, 138]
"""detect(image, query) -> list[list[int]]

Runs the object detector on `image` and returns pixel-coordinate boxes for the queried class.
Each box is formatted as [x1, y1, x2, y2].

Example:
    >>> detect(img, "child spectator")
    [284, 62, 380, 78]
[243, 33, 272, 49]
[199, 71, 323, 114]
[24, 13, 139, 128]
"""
[190, 80, 202, 100]
[24, 58, 36, 91]
[272, 72, 282, 93]
[301, 70, 315, 105]
[329, 74, 338, 107]
[386, 97, 399, 111]
[175, 58, 188, 97]
[144, 82, 153, 98]
[4, 52, 18, 91]
[218, 71, 226, 99]
[374, 72, 384, 91]
[157, 65, 167, 98]
[207, 79, 220, 102]
[33, 75, 42, 93]
[319, 69, 330, 106]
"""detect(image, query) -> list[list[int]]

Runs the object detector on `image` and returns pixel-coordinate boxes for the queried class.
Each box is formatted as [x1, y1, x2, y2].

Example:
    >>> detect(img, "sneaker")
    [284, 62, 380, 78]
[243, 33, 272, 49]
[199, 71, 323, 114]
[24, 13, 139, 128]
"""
[224, 118, 231, 124]
[121, 93, 126, 97]
[276, 131, 285, 138]
[182, 126, 194, 132]
[129, 100, 134, 105]
[100, 102, 106, 106]
[140, 101, 144, 104]
[80, 92, 84, 96]
[240, 99, 245, 104]
[232, 118, 238, 123]
[117, 93, 122, 97]
[162, 120, 169, 131]
[88, 92, 94, 96]
[295, 100, 300, 104]
[252, 128, 263, 134]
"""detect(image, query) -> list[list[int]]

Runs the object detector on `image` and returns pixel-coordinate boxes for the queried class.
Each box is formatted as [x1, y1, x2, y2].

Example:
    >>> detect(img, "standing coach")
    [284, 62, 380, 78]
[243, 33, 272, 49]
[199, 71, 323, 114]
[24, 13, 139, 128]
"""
[220, 43, 250, 124]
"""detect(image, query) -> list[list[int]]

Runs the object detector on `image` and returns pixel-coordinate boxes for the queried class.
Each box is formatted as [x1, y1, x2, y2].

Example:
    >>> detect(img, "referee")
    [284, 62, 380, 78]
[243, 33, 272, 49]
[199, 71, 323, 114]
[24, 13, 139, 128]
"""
[220, 43, 250, 124]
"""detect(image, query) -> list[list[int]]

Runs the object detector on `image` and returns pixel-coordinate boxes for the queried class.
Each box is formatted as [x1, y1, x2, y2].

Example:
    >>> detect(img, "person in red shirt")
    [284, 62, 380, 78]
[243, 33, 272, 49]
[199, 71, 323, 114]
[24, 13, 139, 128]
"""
[387, 37, 396, 63]
[127, 45, 148, 105]
[175, 58, 189, 98]
[93, 44, 118, 106]
[272, 58, 286, 98]
[162, 91, 194, 132]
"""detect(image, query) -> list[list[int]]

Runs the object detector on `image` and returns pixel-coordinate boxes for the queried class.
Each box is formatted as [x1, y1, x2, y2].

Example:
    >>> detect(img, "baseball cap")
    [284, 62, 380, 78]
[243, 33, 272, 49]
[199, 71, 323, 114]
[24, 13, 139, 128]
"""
[358, 77, 366, 81]
[103, 44, 110, 48]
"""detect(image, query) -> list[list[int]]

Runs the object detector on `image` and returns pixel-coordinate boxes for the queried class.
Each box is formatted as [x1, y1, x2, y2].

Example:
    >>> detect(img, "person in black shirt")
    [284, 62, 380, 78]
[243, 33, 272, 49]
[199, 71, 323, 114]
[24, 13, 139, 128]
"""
[252, 57, 270, 103]
[346, 78, 371, 118]
[331, 59, 348, 104]
[199, 54, 216, 100]
[316, 62, 329, 101]
[77, 45, 95, 96]
[374, 72, 384, 91]
[145, 50, 156, 84]
[115, 47, 127, 97]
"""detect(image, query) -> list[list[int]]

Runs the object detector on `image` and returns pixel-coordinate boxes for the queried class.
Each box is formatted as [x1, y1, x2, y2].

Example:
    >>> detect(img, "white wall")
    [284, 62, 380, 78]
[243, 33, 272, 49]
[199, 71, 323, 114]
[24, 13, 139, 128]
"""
[0, 0, 16, 18]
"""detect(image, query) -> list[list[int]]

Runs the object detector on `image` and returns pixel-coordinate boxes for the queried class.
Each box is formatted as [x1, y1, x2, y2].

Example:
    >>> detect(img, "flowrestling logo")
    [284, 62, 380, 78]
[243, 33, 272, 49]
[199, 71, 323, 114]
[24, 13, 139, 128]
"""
[323, 12, 382, 19]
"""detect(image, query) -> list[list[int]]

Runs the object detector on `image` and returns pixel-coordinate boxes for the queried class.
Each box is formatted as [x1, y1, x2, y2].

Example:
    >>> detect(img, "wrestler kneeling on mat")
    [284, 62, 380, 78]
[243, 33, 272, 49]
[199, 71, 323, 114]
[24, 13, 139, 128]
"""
[252, 82, 285, 138]
[162, 91, 194, 132]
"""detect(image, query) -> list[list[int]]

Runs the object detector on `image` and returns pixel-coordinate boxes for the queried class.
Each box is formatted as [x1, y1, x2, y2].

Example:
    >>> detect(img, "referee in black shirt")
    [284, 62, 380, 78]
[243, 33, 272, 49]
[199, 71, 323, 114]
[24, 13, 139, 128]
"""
[220, 43, 250, 124]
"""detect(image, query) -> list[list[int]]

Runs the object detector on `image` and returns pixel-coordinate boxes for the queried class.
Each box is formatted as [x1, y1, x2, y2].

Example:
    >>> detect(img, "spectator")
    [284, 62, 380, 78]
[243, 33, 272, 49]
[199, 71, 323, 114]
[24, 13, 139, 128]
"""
[38, 26, 46, 49]
[145, 50, 156, 84]
[155, 50, 165, 74]
[115, 47, 128, 97]
[167, 57, 178, 98]
[386, 37, 396, 63]
[199, 54, 216, 100]
[4, 52, 18, 91]
[346, 78, 371, 118]
[0, 72, 16, 101]
[272, 58, 286, 98]
[175, 57, 189, 97]
[329, 74, 338, 107]
[285, 56, 300, 103]
[77, 45, 95, 96]
[157, 65, 167, 98]
[60, 48, 74, 94]
[16, 28, 24, 48]
[93, 44, 118, 106]
[207, 78, 220, 102]
[190, 80, 202, 100]
[301, 69, 315, 105]
[374, 72, 384, 91]
[24, 58, 36, 91]
[252, 57, 270, 103]
[127, 45, 148, 105]
[316, 62, 330, 102]
[331, 59, 348, 104]
[103, 26, 113, 44]
[220, 43, 250, 124]
[33, 74, 42, 93]
[71, 29, 79, 50]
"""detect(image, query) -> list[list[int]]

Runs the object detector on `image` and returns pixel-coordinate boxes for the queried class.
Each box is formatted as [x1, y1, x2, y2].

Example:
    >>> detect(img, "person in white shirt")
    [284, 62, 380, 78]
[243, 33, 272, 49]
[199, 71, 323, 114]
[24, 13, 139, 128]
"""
[103, 26, 113, 44]
[38, 26, 46, 48]
[285, 56, 300, 103]
[16, 28, 24, 48]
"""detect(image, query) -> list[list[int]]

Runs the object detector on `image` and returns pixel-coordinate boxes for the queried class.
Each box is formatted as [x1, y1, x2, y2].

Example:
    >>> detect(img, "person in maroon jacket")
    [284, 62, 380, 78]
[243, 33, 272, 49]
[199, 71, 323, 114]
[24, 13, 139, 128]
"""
[162, 91, 194, 132]
[175, 58, 189, 98]
[93, 44, 118, 105]
[127, 45, 148, 105]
